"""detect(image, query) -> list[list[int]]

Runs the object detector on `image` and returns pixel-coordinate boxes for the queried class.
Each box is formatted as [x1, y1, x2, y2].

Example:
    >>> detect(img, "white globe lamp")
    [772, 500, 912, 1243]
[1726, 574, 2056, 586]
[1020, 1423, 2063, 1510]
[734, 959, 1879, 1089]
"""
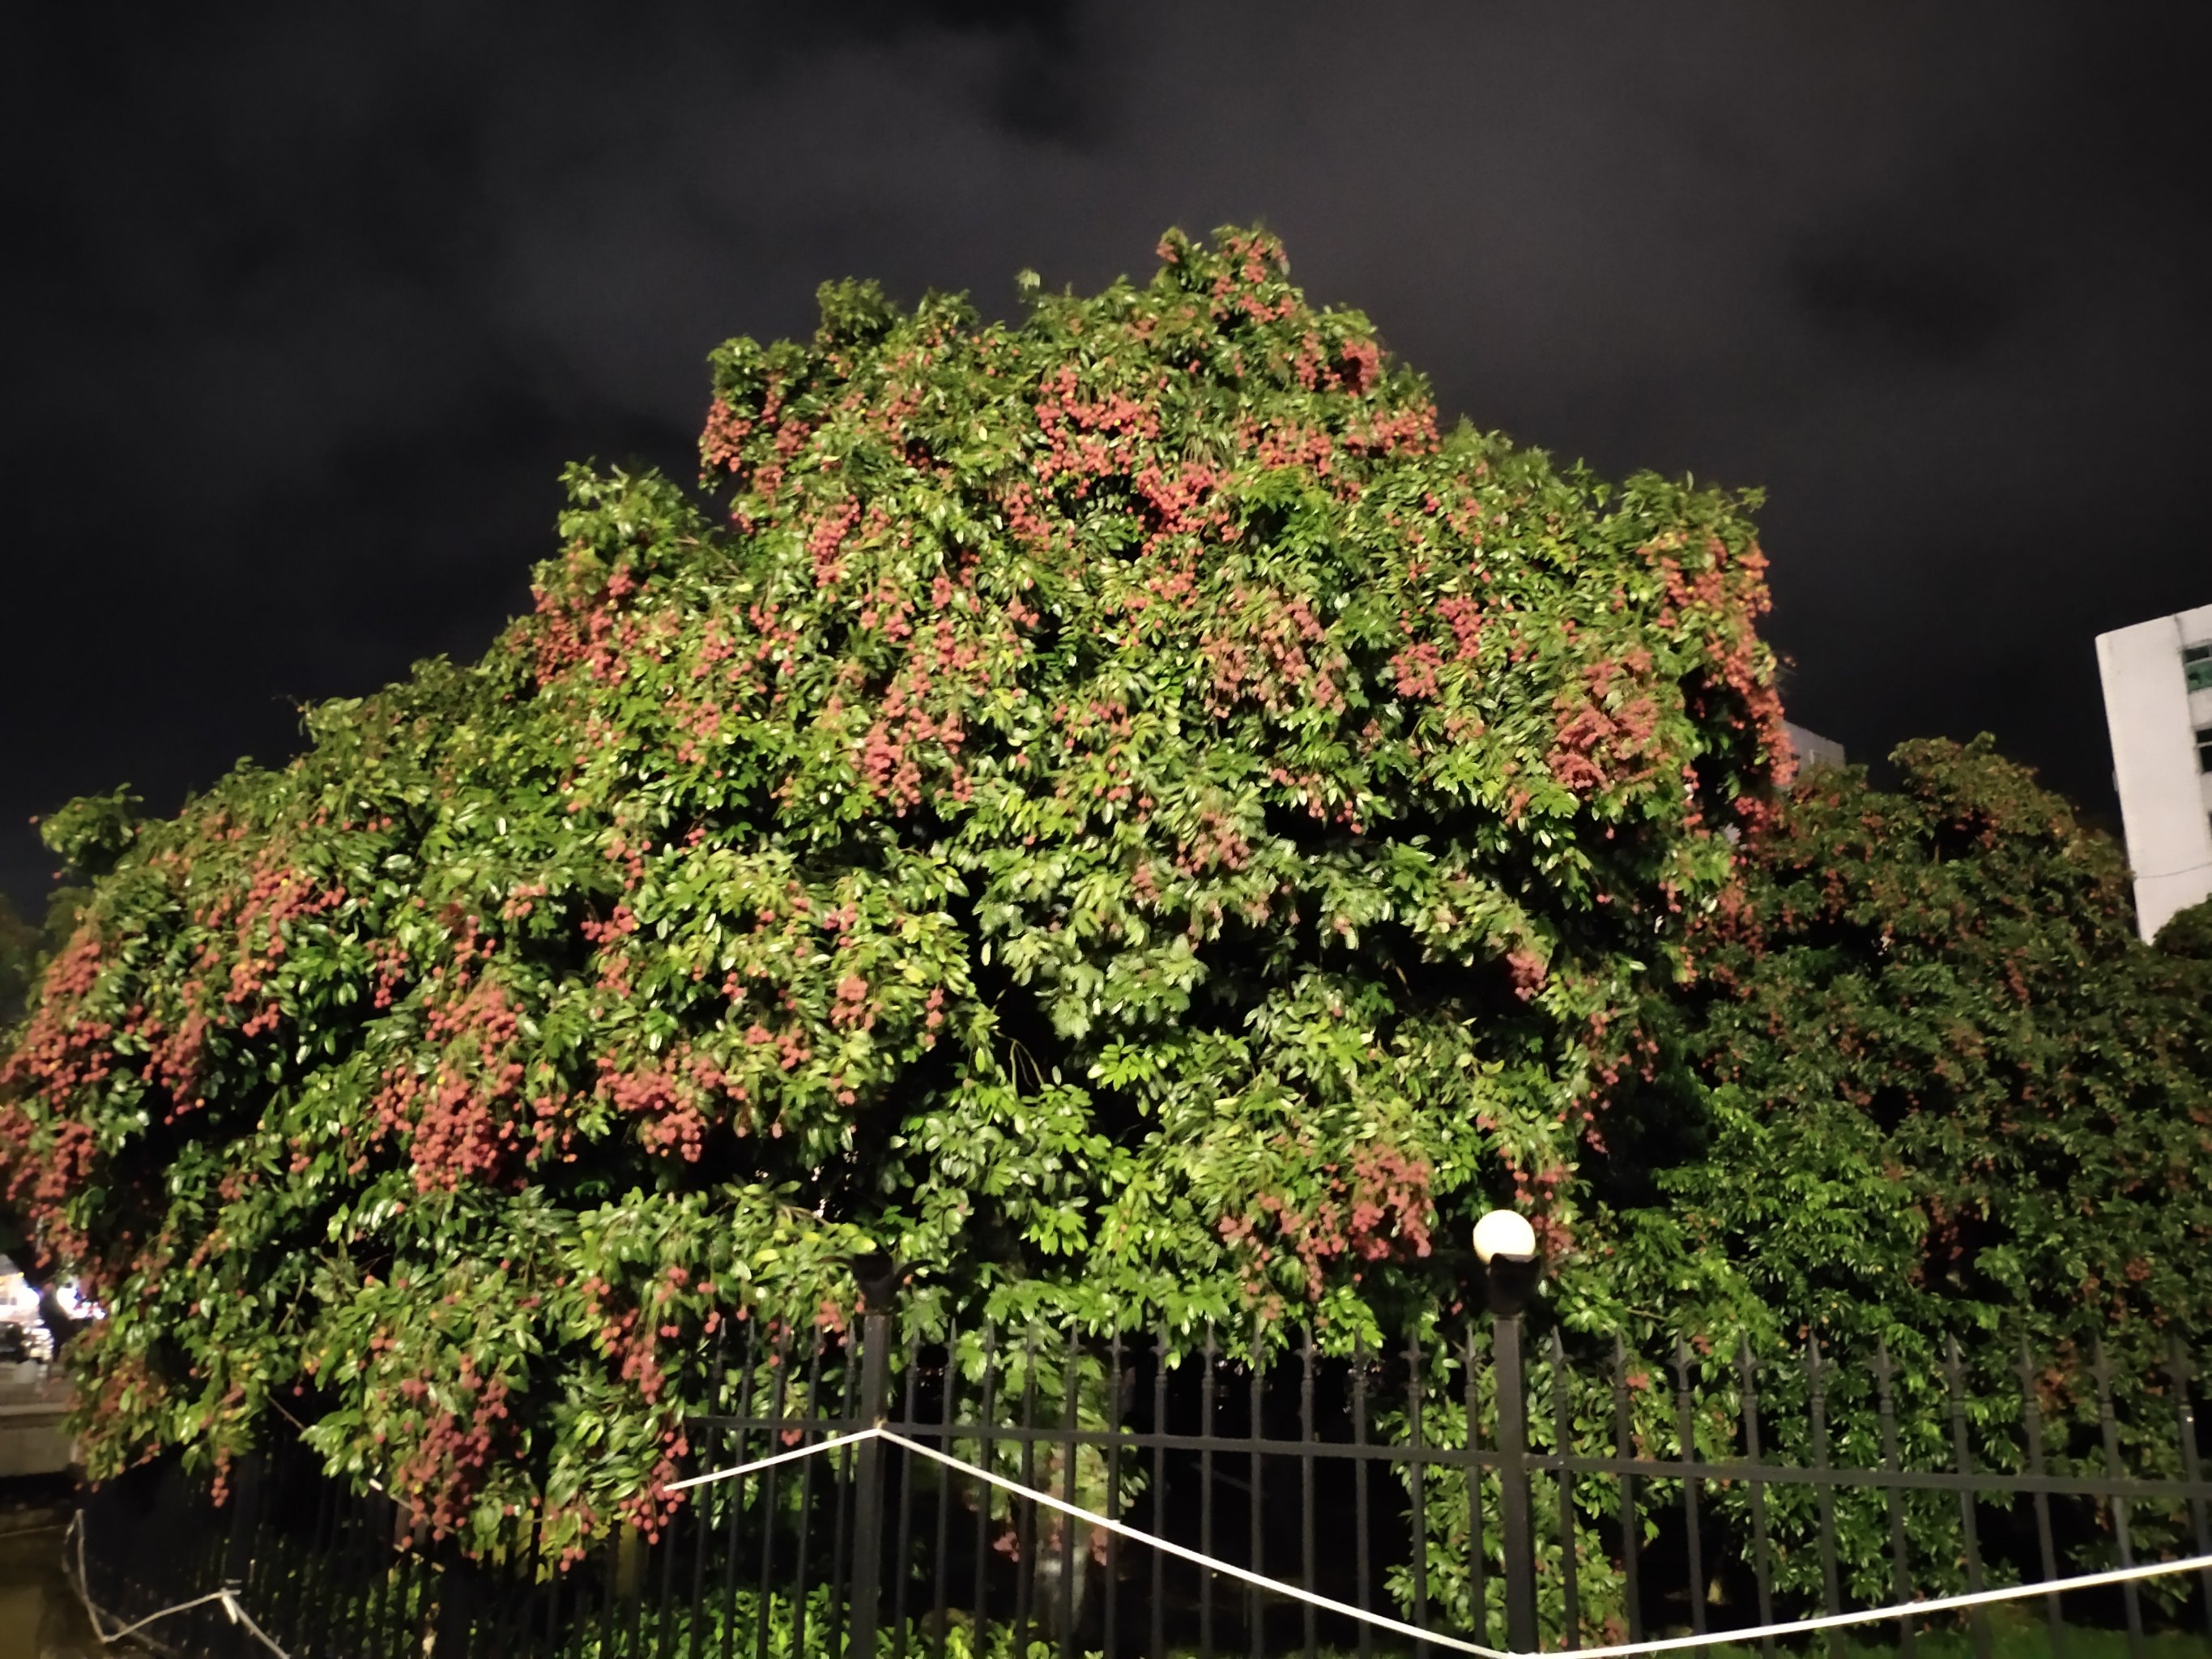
[1473, 1209, 1537, 1266]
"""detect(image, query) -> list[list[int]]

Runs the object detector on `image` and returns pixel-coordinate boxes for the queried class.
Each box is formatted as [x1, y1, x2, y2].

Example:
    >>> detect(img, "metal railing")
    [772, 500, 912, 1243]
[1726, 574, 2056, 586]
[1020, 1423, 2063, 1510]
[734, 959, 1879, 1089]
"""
[70, 1304, 2212, 1657]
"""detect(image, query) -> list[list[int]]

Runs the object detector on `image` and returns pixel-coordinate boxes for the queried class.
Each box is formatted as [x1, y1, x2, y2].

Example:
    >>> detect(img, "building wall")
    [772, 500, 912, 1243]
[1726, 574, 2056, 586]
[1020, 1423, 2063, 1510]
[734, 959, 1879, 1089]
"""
[2096, 603, 2212, 941]
[1784, 721, 1846, 774]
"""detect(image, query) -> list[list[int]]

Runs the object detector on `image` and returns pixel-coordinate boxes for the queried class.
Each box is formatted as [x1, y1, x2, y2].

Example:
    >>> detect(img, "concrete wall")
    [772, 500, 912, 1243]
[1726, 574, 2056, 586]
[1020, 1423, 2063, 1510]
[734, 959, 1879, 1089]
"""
[2096, 603, 2212, 941]
[0, 1365, 71, 1478]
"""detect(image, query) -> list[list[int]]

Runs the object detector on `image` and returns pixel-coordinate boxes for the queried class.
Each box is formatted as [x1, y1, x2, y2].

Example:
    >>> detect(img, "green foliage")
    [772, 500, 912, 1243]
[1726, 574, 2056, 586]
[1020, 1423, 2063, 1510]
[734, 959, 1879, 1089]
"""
[1389, 740, 2212, 1647]
[0, 227, 1788, 1559]
[562, 1584, 1072, 1659]
[1692, 1611, 2211, 1659]
[1528, 737, 2209, 1639]
[0, 886, 89, 1028]
[36, 787, 143, 876]
[0, 894, 37, 1026]
[2153, 893, 2212, 961]
[1607, 736, 2212, 1371]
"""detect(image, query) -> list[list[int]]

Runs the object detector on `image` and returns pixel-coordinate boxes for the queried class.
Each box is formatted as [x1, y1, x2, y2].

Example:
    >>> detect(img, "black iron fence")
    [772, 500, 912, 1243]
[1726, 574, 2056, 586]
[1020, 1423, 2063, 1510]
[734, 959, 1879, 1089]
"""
[70, 1305, 2212, 1657]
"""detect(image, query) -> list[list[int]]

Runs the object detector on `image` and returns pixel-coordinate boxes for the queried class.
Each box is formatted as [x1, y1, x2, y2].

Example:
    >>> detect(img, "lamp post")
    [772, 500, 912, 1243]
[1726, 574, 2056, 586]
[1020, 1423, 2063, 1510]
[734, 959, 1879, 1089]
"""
[1475, 1209, 1541, 1653]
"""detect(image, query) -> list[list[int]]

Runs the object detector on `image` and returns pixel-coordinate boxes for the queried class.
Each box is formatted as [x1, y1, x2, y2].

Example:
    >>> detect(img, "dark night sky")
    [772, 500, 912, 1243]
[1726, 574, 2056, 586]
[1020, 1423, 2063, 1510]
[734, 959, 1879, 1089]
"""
[6, 2, 2209, 915]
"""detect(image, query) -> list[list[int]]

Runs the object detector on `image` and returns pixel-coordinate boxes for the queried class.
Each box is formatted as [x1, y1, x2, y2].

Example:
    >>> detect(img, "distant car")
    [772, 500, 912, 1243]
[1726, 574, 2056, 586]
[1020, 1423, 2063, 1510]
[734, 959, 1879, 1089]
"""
[0, 1321, 31, 1363]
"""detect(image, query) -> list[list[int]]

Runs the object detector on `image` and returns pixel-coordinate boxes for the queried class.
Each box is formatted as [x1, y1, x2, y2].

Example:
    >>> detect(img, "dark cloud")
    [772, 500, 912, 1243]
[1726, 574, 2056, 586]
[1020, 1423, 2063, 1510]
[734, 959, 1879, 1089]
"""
[5, 0, 2208, 909]
[1789, 235, 2017, 362]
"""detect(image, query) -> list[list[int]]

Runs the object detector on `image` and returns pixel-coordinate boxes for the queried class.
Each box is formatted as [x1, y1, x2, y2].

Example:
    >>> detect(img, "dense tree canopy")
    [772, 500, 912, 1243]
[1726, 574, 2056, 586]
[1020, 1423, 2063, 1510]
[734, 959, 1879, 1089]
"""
[0, 896, 36, 1028]
[2156, 892, 2212, 962]
[1399, 741, 2212, 1636]
[1593, 736, 2212, 1383]
[0, 229, 1788, 1555]
[0, 883, 83, 1028]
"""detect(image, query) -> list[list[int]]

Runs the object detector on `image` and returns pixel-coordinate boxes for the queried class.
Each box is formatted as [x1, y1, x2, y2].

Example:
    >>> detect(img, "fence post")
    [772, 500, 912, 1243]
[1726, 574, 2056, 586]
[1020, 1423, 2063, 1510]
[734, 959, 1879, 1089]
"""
[1477, 1211, 1542, 1655]
[1491, 1307, 1537, 1653]
[221, 1452, 263, 1595]
[849, 1306, 893, 1658]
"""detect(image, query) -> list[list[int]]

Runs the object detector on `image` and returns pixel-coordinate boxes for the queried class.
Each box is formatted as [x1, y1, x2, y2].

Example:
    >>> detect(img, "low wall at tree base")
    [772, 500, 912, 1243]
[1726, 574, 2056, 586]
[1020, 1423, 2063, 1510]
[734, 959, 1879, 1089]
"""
[0, 1367, 73, 1478]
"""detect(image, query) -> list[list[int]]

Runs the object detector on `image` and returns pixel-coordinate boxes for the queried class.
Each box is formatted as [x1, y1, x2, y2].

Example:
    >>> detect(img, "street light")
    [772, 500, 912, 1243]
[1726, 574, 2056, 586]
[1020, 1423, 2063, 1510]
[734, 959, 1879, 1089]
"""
[1473, 1206, 1541, 1316]
[1472, 1208, 1536, 1265]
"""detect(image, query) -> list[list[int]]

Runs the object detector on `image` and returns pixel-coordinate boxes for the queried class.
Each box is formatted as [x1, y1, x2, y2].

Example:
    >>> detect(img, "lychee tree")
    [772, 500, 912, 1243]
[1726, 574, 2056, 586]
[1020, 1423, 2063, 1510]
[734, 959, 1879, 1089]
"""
[0, 228, 1787, 1559]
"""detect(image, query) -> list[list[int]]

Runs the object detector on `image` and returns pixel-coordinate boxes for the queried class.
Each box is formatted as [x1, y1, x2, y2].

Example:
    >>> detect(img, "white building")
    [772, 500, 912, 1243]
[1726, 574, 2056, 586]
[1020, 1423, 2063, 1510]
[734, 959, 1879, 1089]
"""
[2095, 603, 2212, 941]
[1784, 722, 1846, 774]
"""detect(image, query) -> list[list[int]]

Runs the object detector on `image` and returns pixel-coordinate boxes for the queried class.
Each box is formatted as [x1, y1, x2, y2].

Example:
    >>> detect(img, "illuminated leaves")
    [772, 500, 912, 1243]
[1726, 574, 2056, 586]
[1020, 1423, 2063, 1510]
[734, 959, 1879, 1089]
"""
[0, 227, 1787, 1558]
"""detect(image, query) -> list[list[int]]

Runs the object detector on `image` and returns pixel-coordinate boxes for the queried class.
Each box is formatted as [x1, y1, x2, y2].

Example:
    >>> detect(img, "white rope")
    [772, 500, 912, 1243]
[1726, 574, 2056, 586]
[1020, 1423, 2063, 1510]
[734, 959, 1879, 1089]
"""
[1545, 1553, 2212, 1657]
[678, 1425, 2212, 1659]
[64, 1509, 293, 1657]
[876, 1429, 1512, 1657]
[220, 1587, 296, 1658]
[679, 1426, 1507, 1653]
[665, 1427, 876, 1492]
